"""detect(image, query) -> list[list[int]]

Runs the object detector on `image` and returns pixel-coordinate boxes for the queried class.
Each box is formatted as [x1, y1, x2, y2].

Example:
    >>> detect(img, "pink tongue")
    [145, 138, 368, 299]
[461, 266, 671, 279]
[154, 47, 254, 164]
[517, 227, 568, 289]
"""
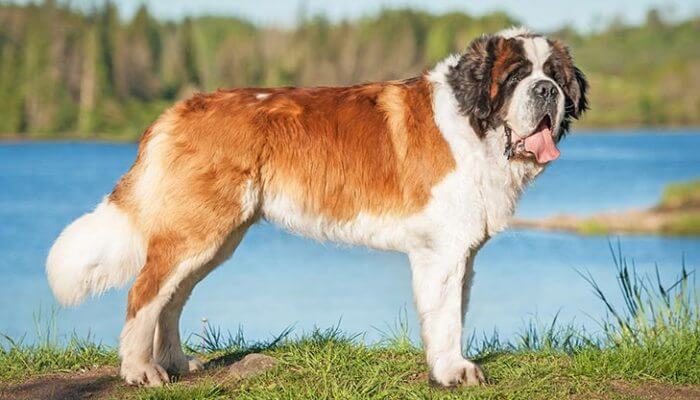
[524, 128, 560, 163]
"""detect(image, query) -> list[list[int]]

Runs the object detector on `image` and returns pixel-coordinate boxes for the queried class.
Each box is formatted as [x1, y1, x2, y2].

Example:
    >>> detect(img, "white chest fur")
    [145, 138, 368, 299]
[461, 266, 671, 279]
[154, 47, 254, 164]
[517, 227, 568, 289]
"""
[422, 55, 542, 252]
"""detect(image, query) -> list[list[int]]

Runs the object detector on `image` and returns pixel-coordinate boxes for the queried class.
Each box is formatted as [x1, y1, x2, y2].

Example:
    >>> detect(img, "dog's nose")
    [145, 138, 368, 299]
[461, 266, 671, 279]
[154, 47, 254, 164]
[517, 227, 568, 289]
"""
[532, 80, 558, 101]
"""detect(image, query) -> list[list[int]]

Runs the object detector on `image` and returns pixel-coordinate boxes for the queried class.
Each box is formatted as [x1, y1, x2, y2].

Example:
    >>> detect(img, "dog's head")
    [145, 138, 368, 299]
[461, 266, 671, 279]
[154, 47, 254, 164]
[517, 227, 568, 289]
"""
[447, 27, 588, 164]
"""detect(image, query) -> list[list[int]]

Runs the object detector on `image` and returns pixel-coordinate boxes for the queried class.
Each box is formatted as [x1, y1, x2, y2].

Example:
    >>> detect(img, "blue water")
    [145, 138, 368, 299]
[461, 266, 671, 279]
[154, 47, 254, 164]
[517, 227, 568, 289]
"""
[1, 131, 699, 346]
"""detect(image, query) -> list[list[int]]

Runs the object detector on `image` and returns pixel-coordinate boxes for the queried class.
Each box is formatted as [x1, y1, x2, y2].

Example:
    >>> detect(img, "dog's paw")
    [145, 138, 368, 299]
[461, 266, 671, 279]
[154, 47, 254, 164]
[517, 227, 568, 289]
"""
[430, 357, 486, 388]
[157, 352, 204, 375]
[121, 360, 170, 387]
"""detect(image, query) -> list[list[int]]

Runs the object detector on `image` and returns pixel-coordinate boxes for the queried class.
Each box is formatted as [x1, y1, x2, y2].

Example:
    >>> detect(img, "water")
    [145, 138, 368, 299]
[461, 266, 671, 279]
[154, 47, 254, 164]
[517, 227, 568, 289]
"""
[1, 131, 699, 346]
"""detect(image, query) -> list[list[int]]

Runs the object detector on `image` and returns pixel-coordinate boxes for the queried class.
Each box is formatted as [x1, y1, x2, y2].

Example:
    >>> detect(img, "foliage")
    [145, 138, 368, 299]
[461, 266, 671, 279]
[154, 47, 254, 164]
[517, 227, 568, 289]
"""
[579, 219, 611, 235]
[0, 3, 699, 138]
[661, 180, 700, 209]
[662, 212, 700, 236]
[576, 242, 700, 382]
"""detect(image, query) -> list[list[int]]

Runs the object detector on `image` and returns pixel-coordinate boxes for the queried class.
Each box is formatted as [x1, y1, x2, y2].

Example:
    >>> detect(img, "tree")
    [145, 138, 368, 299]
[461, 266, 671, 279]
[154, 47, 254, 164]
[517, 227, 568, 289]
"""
[181, 18, 202, 88]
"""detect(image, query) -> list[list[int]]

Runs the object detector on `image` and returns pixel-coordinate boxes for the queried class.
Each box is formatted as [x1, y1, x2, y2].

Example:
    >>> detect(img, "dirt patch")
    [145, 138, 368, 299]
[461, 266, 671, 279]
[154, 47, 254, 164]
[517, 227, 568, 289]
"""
[0, 353, 281, 399]
[610, 380, 700, 400]
[0, 367, 121, 400]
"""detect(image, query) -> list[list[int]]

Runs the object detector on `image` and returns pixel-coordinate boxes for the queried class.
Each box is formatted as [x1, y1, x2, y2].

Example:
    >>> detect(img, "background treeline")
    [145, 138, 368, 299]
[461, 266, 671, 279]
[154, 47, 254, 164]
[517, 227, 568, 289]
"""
[0, 1, 699, 138]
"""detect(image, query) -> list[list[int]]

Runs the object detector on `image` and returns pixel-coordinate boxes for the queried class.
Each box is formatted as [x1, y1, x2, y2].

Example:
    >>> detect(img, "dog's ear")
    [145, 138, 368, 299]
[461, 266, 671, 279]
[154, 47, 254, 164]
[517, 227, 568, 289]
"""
[548, 40, 589, 121]
[447, 35, 495, 129]
[566, 66, 588, 120]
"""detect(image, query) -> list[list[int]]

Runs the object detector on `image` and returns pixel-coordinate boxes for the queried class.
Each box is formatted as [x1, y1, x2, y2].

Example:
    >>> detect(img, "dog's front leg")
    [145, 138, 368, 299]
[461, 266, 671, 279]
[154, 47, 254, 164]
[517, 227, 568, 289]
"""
[409, 249, 485, 387]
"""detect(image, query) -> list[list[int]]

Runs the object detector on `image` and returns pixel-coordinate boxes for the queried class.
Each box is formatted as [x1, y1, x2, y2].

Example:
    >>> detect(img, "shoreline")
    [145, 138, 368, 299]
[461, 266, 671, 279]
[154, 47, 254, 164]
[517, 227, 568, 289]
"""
[512, 180, 700, 236]
[511, 208, 700, 236]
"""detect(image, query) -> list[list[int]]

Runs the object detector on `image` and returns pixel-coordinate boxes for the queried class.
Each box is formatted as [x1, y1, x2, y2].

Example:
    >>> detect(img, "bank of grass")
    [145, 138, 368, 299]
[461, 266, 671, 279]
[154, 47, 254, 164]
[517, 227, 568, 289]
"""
[513, 179, 700, 236]
[661, 212, 700, 236]
[659, 180, 700, 235]
[579, 219, 612, 235]
[661, 180, 700, 210]
[1, 246, 698, 399]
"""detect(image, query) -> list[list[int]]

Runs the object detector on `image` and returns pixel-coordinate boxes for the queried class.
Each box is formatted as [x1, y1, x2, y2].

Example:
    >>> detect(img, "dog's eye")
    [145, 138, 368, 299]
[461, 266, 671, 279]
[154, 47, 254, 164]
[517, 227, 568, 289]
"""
[502, 61, 527, 84]
[507, 72, 521, 83]
[505, 66, 525, 84]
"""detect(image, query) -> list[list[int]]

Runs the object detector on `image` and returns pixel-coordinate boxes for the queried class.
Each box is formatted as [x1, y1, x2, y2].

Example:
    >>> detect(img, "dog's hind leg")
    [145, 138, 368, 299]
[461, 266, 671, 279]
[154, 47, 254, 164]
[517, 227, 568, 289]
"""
[119, 235, 215, 386]
[153, 226, 249, 375]
[116, 181, 260, 386]
[119, 218, 257, 387]
[113, 108, 263, 386]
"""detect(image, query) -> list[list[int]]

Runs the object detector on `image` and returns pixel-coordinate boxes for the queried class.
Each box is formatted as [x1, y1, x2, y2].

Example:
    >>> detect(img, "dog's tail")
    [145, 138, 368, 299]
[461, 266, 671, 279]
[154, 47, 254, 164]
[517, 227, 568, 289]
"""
[46, 198, 146, 306]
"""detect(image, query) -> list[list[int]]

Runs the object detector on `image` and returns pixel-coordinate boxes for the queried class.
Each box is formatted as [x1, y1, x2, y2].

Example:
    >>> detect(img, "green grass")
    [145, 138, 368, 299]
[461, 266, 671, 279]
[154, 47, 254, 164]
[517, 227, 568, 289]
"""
[662, 212, 700, 236]
[579, 219, 611, 235]
[137, 380, 229, 400]
[661, 180, 700, 210]
[0, 308, 118, 381]
[660, 179, 700, 235]
[2, 245, 698, 399]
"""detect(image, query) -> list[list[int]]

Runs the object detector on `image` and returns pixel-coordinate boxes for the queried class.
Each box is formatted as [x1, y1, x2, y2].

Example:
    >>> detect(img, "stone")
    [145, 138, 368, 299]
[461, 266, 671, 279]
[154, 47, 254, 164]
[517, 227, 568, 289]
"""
[227, 353, 278, 380]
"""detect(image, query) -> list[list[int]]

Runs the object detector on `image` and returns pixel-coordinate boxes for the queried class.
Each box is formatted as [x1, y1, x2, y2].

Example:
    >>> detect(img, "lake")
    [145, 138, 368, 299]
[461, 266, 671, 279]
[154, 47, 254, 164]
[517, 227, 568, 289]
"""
[1, 130, 699, 346]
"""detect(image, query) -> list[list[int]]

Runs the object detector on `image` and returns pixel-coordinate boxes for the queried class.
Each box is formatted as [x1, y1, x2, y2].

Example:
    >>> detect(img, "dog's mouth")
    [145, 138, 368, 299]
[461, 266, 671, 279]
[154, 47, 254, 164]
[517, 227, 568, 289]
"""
[511, 114, 560, 164]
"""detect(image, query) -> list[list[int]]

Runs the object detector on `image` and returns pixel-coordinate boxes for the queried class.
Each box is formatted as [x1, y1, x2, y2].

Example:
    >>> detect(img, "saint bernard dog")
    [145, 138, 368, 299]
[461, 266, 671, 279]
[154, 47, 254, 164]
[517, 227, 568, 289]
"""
[47, 27, 587, 387]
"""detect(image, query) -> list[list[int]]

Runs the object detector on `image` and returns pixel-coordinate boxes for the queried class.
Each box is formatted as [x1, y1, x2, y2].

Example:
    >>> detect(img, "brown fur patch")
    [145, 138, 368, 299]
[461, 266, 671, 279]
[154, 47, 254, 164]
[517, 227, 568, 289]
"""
[378, 85, 409, 162]
[262, 78, 455, 221]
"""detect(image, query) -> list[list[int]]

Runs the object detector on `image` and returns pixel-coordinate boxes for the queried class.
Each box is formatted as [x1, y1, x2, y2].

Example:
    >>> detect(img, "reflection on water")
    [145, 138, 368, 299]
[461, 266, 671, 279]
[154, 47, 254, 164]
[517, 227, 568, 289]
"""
[0, 131, 699, 344]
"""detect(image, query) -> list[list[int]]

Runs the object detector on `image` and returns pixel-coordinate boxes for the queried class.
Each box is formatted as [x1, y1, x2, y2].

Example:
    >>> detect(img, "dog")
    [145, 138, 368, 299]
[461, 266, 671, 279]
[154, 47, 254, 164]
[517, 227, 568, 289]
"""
[46, 26, 587, 387]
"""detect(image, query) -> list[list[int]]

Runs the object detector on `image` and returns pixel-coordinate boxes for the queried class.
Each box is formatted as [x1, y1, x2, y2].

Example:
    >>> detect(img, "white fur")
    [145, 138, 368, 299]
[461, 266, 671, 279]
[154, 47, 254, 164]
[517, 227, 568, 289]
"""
[240, 179, 260, 222]
[46, 198, 146, 306]
[262, 193, 418, 251]
[133, 123, 170, 223]
[505, 33, 566, 139]
[498, 26, 533, 39]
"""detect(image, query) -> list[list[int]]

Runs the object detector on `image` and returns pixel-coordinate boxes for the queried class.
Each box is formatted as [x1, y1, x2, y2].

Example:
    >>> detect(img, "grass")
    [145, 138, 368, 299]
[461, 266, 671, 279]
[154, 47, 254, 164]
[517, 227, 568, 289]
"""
[1, 245, 698, 399]
[661, 180, 700, 210]
[0, 308, 118, 381]
[579, 219, 611, 235]
[575, 243, 700, 384]
[662, 212, 700, 236]
[659, 180, 700, 235]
